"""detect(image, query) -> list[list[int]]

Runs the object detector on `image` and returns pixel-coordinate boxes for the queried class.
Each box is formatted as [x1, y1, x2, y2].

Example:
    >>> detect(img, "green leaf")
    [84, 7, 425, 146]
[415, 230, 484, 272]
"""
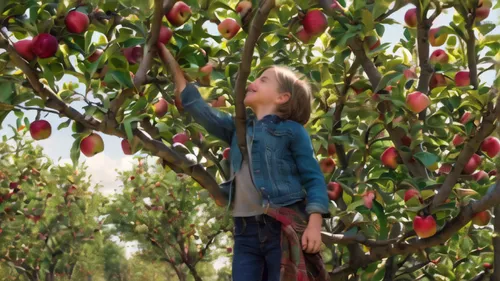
[70, 136, 82, 167]
[108, 70, 134, 88]
[57, 119, 72, 130]
[372, 0, 391, 19]
[371, 200, 388, 240]
[361, 9, 374, 33]
[413, 152, 439, 167]
[0, 83, 14, 103]
[374, 71, 403, 93]
[0, 102, 14, 111]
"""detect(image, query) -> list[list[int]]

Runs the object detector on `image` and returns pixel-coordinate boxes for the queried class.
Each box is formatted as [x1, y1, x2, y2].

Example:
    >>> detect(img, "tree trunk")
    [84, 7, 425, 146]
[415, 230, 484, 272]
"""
[168, 263, 186, 281]
[185, 262, 203, 281]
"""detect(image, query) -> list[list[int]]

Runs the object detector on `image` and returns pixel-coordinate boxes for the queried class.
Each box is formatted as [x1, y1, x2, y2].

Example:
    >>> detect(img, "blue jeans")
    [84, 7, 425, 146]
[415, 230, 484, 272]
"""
[232, 215, 282, 281]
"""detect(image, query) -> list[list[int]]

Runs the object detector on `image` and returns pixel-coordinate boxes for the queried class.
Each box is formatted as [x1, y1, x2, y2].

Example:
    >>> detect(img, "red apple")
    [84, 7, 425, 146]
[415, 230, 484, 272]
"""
[455, 71, 470, 87]
[460, 112, 473, 124]
[173, 132, 189, 144]
[401, 135, 412, 147]
[123, 46, 143, 64]
[166, 1, 192, 27]
[327, 182, 343, 200]
[472, 210, 491, 226]
[319, 157, 336, 174]
[222, 147, 230, 160]
[452, 134, 465, 147]
[153, 98, 169, 117]
[363, 190, 376, 209]
[218, 18, 241, 40]
[14, 40, 35, 61]
[406, 91, 430, 114]
[429, 27, 448, 46]
[295, 25, 311, 43]
[404, 189, 422, 203]
[236, 1, 252, 18]
[32, 33, 59, 58]
[158, 26, 173, 46]
[488, 169, 497, 176]
[121, 139, 133, 155]
[413, 215, 437, 238]
[439, 163, 452, 174]
[404, 68, 418, 80]
[29, 120, 51, 140]
[476, 0, 492, 21]
[404, 8, 417, 28]
[480, 136, 500, 158]
[472, 170, 489, 184]
[80, 133, 104, 157]
[9, 182, 18, 190]
[302, 10, 328, 36]
[65, 10, 89, 34]
[463, 154, 482, 174]
[381, 147, 399, 169]
[429, 73, 447, 89]
[429, 49, 449, 65]
[327, 143, 336, 156]
[483, 263, 493, 270]
[88, 49, 103, 63]
[227, 247, 233, 254]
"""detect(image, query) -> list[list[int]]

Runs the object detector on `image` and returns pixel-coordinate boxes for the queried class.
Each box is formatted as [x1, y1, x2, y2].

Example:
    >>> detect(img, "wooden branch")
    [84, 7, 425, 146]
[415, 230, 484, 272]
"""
[415, 2, 434, 105]
[234, 0, 275, 160]
[348, 37, 427, 178]
[321, 232, 399, 247]
[465, 14, 479, 89]
[1, 31, 228, 208]
[109, 0, 167, 115]
[333, 58, 361, 170]
[334, 177, 500, 273]
[14, 105, 60, 115]
[431, 93, 499, 209]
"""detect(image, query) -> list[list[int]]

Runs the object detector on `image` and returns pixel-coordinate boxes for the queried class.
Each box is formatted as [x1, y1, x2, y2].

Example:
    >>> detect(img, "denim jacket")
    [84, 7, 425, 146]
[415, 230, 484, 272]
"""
[181, 83, 330, 216]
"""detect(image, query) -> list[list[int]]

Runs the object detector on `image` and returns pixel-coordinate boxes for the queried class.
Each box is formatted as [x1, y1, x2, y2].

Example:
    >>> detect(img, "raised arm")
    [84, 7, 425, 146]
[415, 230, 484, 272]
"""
[157, 45, 235, 144]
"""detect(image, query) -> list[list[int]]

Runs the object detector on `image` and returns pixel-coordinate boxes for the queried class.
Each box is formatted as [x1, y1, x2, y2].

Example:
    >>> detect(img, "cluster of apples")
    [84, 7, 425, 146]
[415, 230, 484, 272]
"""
[14, 10, 91, 61]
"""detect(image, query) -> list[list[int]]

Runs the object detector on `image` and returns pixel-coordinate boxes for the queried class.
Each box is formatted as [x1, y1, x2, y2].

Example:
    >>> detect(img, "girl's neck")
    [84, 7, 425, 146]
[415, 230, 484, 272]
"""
[252, 105, 278, 121]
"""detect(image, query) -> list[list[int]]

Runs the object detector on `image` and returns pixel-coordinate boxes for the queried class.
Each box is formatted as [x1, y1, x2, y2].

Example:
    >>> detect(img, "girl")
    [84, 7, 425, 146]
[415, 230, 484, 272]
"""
[158, 45, 330, 281]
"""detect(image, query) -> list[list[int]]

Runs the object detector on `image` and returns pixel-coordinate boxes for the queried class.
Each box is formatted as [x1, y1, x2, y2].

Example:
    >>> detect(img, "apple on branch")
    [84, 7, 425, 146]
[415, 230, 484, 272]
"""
[14, 40, 35, 61]
[236, 1, 252, 19]
[80, 133, 104, 157]
[406, 91, 430, 114]
[88, 49, 103, 63]
[295, 25, 312, 43]
[32, 33, 59, 58]
[222, 147, 230, 160]
[404, 189, 423, 205]
[65, 10, 90, 34]
[429, 27, 448, 46]
[218, 18, 241, 40]
[319, 157, 336, 174]
[413, 215, 437, 238]
[123, 46, 143, 64]
[463, 154, 482, 174]
[429, 73, 447, 89]
[157, 26, 173, 47]
[472, 210, 491, 226]
[166, 1, 192, 27]
[454, 71, 470, 87]
[302, 10, 328, 36]
[404, 8, 417, 28]
[153, 98, 169, 117]
[29, 120, 51, 140]
[429, 49, 449, 65]
[172, 132, 189, 145]
[381, 147, 399, 169]
[327, 182, 343, 201]
[480, 136, 500, 158]
[475, 0, 492, 22]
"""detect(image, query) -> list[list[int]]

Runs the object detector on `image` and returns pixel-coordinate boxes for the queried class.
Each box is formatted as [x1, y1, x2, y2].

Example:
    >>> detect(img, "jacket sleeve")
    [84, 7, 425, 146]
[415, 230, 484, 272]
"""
[290, 125, 330, 216]
[180, 83, 235, 145]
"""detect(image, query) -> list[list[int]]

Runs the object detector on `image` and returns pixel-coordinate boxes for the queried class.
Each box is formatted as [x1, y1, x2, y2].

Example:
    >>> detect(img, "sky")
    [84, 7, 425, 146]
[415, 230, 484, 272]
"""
[1, 2, 499, 261]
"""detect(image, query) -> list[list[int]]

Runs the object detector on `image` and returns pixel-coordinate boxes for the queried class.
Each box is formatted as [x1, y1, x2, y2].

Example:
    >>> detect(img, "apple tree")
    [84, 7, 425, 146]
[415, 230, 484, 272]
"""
[1, 0, 500, 280]
[0, 129, 106, 281]
[106, 158, 231, 281]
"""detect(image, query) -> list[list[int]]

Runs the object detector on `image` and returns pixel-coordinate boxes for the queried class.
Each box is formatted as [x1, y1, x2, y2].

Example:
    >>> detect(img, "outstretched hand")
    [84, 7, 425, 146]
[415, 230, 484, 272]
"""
[157, 44, 186, 109]
[301, 213, 323, 253]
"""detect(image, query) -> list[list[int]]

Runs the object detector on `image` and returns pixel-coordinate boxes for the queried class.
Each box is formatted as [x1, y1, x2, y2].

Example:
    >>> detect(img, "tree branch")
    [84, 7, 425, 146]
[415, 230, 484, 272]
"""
[431, 92, 499, 209]
[465, 12, 479, 89]
[234, 0, 275, 160]
[14, 105, 60, 115]
[109, 0, 167, 116]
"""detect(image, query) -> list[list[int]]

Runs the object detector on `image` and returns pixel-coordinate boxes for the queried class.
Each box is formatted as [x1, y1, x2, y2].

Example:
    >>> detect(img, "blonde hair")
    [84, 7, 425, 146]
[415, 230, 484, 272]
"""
[263, 65, 312, 125]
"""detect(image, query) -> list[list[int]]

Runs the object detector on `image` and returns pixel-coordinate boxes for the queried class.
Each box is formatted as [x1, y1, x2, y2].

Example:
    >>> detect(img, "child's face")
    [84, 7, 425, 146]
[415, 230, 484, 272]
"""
[244, 68, 289, 110]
